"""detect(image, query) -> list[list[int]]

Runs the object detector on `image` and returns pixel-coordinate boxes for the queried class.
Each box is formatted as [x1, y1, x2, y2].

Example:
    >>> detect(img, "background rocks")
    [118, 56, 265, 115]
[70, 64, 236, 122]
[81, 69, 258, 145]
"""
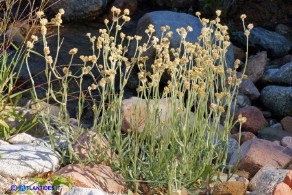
[233, 27, 292, 58]
[245, 51, 267, 83]
[235, 106, 268, 133]
[48, 0, 108, 21]
[260, 86, 292, 117]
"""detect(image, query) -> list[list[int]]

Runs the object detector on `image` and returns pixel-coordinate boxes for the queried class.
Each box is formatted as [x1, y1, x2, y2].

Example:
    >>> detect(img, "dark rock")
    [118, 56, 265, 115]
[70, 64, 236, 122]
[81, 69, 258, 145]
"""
[245, 51, 267, 83]
[275, 24, 292, 43]
[234, 27, 292, 58]
[238, 73, 260, 100]
[270, 55, 292, 66]
[258, 127, 292, 142]
[260, 85, 292, 117]
[261, 62, 292, 86]
[48, 0, 108, 21]
[127, 11, 235, 90]
[139, 0, 197, 9]
[281, 116, 292, 133]
[217, 0, 292, 29]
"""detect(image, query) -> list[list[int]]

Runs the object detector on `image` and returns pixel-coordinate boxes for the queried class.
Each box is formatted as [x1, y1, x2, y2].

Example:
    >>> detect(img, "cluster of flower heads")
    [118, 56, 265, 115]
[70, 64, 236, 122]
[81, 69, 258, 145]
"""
[26, 7, 250, 124]
[134, 10, 253, 119]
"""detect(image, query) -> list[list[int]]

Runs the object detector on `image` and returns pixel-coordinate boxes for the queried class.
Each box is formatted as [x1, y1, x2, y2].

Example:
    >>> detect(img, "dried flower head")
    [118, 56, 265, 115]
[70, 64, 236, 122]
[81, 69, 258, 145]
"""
[44, 47, 50, 55]
[124, 8, 130, 15]
[99, 78, 107, 88]
[36, 11, 44, 18]
[238, 114, 247, 124]
[59, 9, 65, 15]
[40, 18, 48, 26]
[69, 48, 78, 55]
[26, 41, 34, 49]
[46, 56, 53, 64]
[104, 19, 109, 25]
[41, 26, 47, 35]
[216, 10, 222, 17]
[247, 23, 254, 30]
[240, 14, 247, 20]
[234, 59, 241, 69]
[244, 30, 250, 36]
[31, 35, 38, 42]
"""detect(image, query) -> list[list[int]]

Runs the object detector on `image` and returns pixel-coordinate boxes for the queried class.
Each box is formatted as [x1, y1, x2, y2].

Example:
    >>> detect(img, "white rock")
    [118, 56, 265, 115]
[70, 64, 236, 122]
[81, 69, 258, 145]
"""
[7, 133, 37, 144]
[64, 187, 106, 195]
[0, 139, 10, 145]
[0, 144, 59, 178]
[281, 136, 292, 149]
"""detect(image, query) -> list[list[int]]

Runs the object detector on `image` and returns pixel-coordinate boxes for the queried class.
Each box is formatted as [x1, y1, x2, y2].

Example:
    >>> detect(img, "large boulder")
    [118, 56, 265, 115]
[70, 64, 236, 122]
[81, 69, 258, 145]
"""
[234, 27, 292, 58]
[0, 144, 59, 178]
[224, 0, 292, 29]
[260, 86, 292, 117]
[228, 138, 292, 176]
[48, 0, 108, 21]
[138, 0, 197, 9]
[127, 11, 235, 90]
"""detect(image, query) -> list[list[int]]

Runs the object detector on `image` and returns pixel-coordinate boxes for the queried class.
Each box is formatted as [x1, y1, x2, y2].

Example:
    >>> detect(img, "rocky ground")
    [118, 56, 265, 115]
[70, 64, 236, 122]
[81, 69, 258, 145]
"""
[1, 0, 292, 194]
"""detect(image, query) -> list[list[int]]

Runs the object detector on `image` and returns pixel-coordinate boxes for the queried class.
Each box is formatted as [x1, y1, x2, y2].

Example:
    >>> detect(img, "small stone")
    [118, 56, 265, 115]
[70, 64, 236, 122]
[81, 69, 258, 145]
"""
[7, 133, 37, 144]
[212, 181, 246, 195]
[281, 136, 292, 149]
[0, 139, 10, 145]
[238, 73, 260, 100]
[245, 51, 267, 82]
[283, 170, 292, 188]
[262, 111, 272, 118]
[232, 131, 256, 144]
[273, 182, 292, 195]
[281, 116, 292, 133]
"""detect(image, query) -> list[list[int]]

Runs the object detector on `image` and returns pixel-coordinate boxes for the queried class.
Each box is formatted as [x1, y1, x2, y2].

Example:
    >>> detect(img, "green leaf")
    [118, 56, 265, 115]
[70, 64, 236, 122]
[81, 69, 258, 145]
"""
[0, 120, 9, 129]
[52, 176, 68, 187]
[31, 177, 47, 186]
[201, 165, 213, 181]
